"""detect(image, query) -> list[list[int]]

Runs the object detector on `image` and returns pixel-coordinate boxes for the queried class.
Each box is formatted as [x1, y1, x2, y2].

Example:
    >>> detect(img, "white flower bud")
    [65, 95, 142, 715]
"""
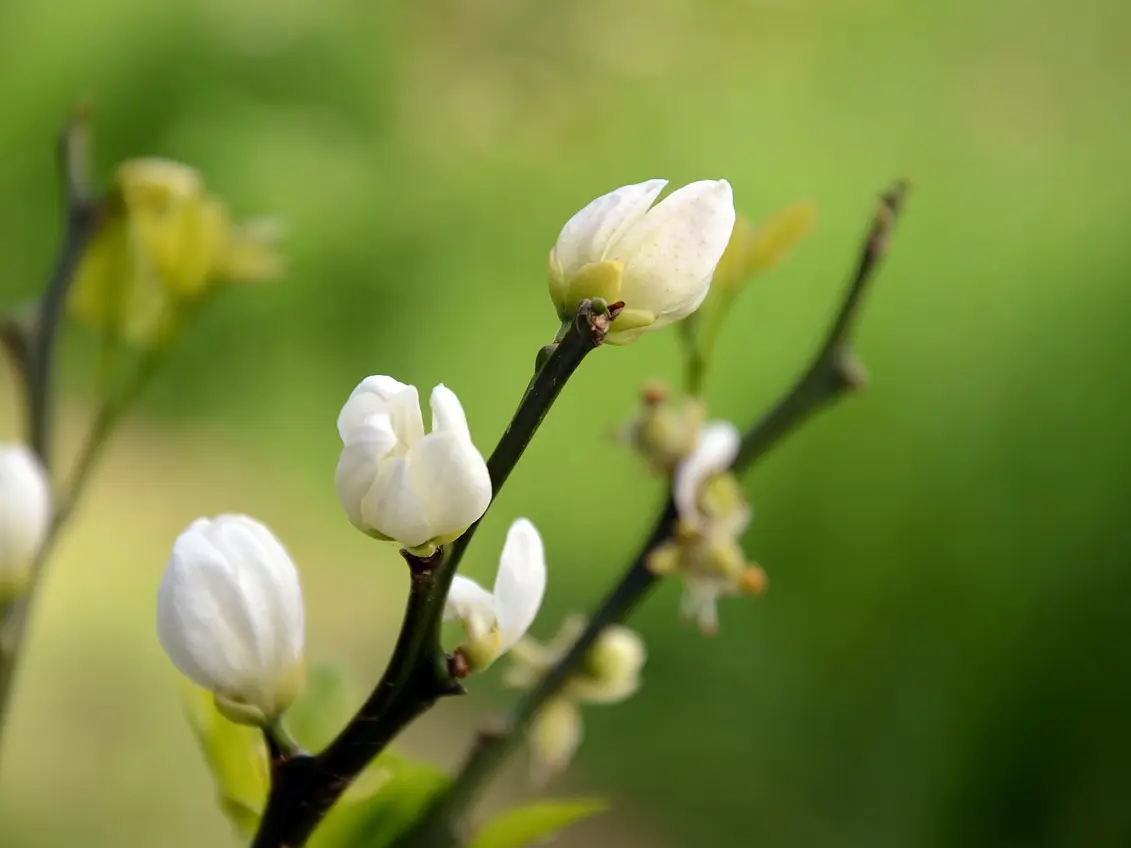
[548, 179, 736, 344]
[0, 443, 51, 598]
[156, 514, 306, 725]
[528, 697, 583, 787]
[572, 626, 647, 704]
[674, 421, 748, 535]
[444, 518, 547, 672]
[335, 376, 492, 552]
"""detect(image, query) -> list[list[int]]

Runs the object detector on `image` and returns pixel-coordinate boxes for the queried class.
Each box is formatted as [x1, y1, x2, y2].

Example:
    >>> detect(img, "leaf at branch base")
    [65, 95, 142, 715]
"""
[467, 798, 609, 848]
[286, 663, 353, 751]
[310, 755, 451, 848]
[178, 679, 269, 838]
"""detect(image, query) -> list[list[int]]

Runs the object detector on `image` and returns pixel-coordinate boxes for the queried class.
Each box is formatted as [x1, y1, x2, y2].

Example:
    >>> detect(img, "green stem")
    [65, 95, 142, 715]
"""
[27, 113, 97, 466]
[396, 179, 910, 848]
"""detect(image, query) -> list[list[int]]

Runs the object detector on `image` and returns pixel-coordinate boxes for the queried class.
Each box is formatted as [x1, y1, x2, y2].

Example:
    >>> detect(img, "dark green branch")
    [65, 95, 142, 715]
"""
[250, 300, 617, 848]
[397, 179, 910, 848]
[0, 114, 99, 765]
[27, 110, 99, 466]
[735, 178, 909, 470]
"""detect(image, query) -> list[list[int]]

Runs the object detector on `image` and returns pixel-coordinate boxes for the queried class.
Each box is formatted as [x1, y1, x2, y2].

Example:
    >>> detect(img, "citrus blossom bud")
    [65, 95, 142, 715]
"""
[156, 515, 306, 725]
[578, 626, 647, 702]
[548, 179, 736, 344]
[335, 376, 491, 552]
[528, 698, 583, 787]
[444, 518, 547, 672]
[0, 444, 51, 601]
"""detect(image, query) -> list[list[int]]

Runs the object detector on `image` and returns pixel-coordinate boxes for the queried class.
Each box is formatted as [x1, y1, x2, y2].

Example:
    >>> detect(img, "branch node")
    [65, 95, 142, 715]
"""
[834, 348, 869, 393]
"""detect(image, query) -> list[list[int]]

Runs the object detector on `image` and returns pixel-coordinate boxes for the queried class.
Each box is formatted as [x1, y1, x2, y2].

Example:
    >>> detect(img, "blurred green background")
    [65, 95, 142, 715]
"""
[2, 0, 1131, 845]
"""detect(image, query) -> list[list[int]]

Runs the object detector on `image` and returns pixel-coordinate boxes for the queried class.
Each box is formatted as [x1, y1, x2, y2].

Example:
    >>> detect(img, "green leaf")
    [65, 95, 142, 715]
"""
[468, 798, 609, 848]
[286, 663, 352, 751]
[312, 756, 450, 848]
[179, 679, 269, 837]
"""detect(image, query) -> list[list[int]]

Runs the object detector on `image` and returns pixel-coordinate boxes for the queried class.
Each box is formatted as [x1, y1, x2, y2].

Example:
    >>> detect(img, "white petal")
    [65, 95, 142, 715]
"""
[551, 180, 668, 280]
[205, 515, 305, 673]
[337, 375, 409, 440]
[335, 426, 397, 529]
[679, 579, 721, 635]
[610, 179, 735, 325]
[674, 421, 741, 529]
[405, 432, 491, 545]
[0, 443, 52, 573]
[360, 455, 434, 548]
[429, 384, 470, 440]
[493, 518, 547, 652]
[387, 383, 426, 447]
[443, 574, 496, 638]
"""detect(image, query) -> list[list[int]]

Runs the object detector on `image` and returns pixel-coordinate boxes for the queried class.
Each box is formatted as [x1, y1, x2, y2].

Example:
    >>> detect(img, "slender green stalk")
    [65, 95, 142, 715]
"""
[249, 300, 619, 848]
[396, 179, 910, 848]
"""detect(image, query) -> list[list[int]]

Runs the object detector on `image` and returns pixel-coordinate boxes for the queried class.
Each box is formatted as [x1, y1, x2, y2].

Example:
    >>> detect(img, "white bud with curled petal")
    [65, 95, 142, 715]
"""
[673, 420, 749, 537]
[444, 518, 547, 672]
[335, 376, 492, 553]
[548, 179, 736, 344]
[156, 514, 305, 726]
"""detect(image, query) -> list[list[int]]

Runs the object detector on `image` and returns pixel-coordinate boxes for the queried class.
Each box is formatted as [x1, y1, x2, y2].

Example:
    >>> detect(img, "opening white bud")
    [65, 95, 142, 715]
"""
[444, 518, 547, 672]
[335, 376, 492, 552]
[156, 514, 306, 725]
[548, 178, 736, 344]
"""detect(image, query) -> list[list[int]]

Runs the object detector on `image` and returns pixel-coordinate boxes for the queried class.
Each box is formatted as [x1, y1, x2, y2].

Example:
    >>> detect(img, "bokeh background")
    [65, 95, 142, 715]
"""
[2, 0, 1131, 845]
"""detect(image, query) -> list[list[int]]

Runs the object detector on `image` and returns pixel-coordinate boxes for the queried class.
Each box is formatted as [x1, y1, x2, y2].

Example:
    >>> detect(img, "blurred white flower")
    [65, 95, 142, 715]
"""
[444, 518, 547, 672]
[335, 376, 492, 552]
[506, 617, 647, 784]
[548, 179, 735, 344]
[0, 443, 51, 597]
[673, 420, 748, 536]
[648, 420, 765, 635]
[156, 514, 306, 725]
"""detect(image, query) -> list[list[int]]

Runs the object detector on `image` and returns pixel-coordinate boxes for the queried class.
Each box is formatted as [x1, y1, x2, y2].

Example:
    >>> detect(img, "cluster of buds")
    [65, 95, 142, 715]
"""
[69, 158, 282, 347]
[505, 616, 647, 784]
[648, 421, 767, 634]
[149, 176, 738, 733]
[618, 380, 706, 475]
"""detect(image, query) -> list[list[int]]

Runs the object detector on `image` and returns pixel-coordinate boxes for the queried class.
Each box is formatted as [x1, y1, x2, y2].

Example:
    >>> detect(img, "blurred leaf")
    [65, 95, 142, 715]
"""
[179, 679, 269, 837]
[747, 200, 817, 275]
[313, 756, 450, 848]
[468, 798, 608, 848]
[286, 663, 352, 751]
